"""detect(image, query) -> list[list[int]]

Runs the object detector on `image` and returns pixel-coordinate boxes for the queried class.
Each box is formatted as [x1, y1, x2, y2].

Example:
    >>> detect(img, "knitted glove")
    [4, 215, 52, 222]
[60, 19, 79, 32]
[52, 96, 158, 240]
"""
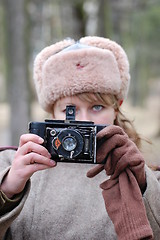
[87, 125, 153, 240]
[87, 125, 146, 191]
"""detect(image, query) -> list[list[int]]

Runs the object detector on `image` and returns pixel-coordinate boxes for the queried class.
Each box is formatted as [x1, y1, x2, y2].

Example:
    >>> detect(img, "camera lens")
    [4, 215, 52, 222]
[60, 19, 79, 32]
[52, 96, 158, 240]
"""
[52, 129, 84, 159]
[62, 136, 77, 151]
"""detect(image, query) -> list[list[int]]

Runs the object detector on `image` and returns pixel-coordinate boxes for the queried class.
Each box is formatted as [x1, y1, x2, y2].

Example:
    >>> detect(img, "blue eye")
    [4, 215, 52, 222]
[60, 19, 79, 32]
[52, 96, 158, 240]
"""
[92, 105, 103, 112]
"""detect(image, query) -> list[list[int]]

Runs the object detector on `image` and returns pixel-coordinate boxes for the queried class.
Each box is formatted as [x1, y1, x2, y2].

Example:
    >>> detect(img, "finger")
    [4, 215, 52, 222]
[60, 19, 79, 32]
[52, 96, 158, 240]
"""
[13, 154, 56, 179]
[16, 141, 50, 158]
[96, 134, 128, 164]
[24, 152, 56, 166]
[19, 134, 44, 147]
[26, 154, 56, 176]
[86, 164, 104, 178]
[27, 161, 56, 173]
[97, 125, 126, 140]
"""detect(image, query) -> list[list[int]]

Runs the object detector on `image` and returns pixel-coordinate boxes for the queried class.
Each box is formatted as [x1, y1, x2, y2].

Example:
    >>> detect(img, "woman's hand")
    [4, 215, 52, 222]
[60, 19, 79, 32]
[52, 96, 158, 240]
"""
[87, 125, 146, 192]
[87, 126, 153, 239]
[0, 134, 56, 198]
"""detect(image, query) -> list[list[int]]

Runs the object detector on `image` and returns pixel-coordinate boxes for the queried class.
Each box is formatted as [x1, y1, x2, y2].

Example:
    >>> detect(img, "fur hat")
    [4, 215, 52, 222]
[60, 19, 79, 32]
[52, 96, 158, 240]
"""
[33, 36, 130, 113]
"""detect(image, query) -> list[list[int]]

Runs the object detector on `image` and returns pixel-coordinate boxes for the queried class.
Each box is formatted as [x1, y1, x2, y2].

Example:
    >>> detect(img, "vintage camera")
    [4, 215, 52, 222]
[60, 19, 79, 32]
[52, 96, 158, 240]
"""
[29, 105, 107, 164]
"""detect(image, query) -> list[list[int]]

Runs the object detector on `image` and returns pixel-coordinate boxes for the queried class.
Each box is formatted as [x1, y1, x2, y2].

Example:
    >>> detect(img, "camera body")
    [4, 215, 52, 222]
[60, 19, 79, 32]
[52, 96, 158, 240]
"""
[29, 106, 107, 164]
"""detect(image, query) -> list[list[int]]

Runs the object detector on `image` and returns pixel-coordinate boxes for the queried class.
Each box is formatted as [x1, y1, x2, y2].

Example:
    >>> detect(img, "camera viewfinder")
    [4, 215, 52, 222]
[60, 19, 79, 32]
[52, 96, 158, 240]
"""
[66, 105, 76, 121]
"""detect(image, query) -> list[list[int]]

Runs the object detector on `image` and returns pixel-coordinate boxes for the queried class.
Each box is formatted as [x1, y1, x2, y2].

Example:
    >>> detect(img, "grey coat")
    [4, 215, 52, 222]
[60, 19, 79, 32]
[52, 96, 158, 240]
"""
[0, 149, 160, 240]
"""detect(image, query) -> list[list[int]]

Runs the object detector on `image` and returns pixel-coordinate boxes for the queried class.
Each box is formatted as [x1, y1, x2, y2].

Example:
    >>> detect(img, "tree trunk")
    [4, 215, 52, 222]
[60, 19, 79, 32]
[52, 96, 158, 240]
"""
[59, 1, 84, 40]
[97, 0, 111, 37]
[3, 0, 30, 145]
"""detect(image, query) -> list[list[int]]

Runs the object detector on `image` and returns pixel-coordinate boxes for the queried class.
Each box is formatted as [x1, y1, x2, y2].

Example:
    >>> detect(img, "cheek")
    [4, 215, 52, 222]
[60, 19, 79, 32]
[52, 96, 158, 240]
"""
[107, 111, 116, 124]
[94, 109, 116, 125]
[52, 109, 66, 120]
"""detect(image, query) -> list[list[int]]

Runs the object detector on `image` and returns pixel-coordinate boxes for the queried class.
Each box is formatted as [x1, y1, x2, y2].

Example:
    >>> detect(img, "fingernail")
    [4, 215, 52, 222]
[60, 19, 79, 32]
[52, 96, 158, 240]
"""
[50, 160, 56, 166]
[38, 137, 44, 144]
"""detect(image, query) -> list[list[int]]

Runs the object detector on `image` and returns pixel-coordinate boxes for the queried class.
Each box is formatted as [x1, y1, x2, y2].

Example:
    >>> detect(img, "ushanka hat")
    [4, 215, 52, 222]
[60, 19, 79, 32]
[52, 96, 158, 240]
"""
[33, 36, 130, 113]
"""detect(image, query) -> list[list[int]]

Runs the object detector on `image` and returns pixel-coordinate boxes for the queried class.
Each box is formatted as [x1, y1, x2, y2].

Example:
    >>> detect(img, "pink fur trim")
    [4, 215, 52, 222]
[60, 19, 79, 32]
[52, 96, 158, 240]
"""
[33, 37, 130, 113]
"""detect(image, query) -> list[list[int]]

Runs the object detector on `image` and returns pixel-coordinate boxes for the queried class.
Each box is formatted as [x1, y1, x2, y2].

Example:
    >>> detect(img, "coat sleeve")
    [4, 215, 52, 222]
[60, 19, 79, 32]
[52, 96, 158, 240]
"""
[0, 150, 30, 239]
[143, 165, 160, 239]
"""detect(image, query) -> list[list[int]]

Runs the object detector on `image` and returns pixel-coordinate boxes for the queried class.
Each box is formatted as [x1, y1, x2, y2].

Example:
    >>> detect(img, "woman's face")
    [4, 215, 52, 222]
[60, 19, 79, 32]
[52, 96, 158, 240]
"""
[53, 94, 116, 125]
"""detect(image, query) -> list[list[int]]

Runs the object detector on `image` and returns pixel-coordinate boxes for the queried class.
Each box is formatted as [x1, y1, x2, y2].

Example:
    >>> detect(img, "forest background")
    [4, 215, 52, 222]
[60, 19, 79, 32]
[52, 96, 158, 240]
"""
[0, 0, 160, 167]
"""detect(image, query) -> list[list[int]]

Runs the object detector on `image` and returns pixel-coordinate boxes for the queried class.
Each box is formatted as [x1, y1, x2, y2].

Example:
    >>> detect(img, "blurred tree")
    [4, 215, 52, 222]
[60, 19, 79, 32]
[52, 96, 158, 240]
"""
[126, 2, 160, 106]
[2, 0, 30, 145]
[27, 0, 48, 101]
[0, 5, 6, 101]
[57, 0, 85, 40]
[97, 0, 112, 37]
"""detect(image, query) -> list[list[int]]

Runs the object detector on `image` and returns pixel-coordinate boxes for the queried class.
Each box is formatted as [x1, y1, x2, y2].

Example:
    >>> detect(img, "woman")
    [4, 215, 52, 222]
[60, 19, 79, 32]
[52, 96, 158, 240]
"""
[0, 36, 160, 240]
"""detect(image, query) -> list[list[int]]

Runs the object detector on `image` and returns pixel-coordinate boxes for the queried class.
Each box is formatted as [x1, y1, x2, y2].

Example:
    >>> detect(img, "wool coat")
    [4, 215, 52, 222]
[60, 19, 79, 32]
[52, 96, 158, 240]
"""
[0, 149, 160, 240]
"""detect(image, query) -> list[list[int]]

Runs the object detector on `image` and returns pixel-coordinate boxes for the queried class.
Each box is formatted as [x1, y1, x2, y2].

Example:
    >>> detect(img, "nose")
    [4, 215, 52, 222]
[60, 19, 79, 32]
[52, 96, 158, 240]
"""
[76, 110, 91, 122]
